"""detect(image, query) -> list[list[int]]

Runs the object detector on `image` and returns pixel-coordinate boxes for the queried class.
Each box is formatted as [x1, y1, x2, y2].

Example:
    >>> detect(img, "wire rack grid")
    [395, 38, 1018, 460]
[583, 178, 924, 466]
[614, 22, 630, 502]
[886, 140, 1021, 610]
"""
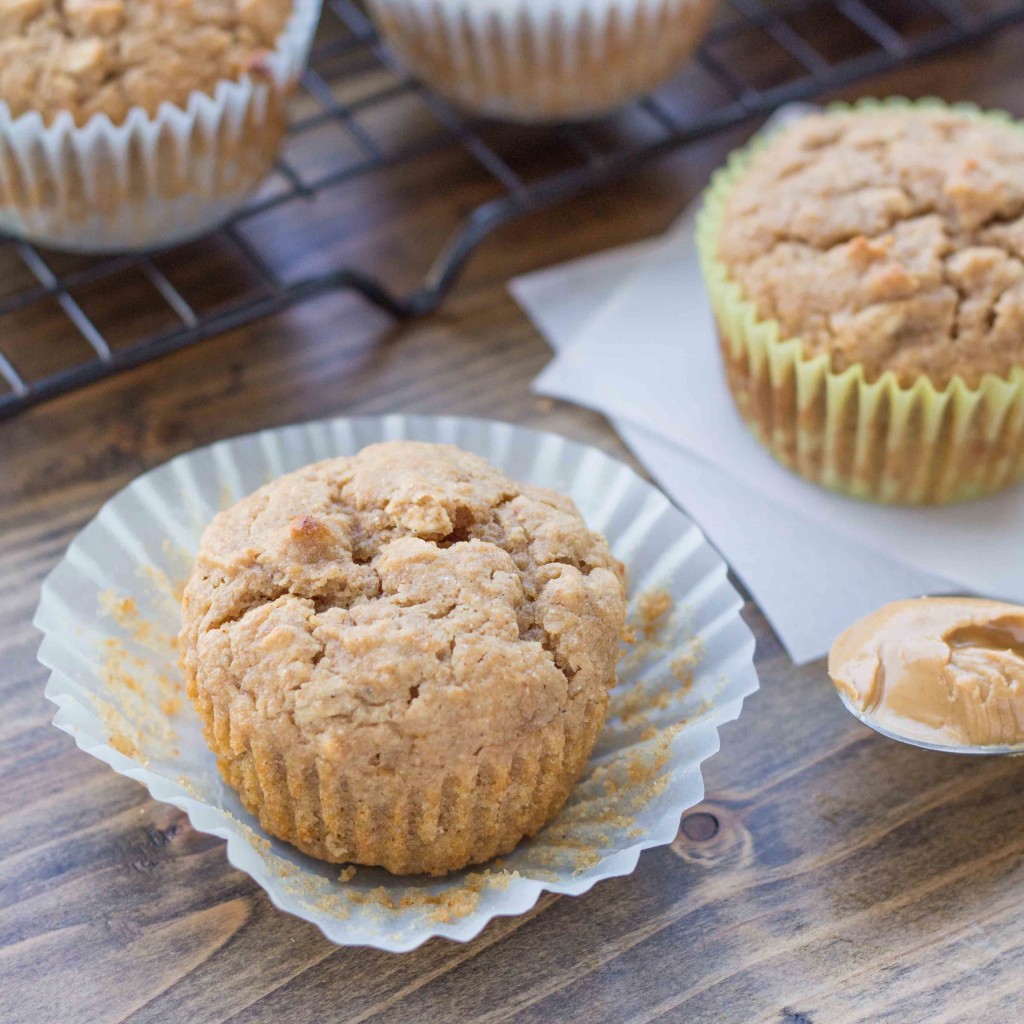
[2, 0, 1024, 418]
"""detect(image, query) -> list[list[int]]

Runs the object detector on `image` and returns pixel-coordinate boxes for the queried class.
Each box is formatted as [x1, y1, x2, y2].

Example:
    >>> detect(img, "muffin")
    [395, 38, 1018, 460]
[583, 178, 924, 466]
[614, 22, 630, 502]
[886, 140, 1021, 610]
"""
[180, 441, 628, 876]
[697, 100, 1024, 504]
[0, 0, 322, 252]
[365, 0, 717, 123]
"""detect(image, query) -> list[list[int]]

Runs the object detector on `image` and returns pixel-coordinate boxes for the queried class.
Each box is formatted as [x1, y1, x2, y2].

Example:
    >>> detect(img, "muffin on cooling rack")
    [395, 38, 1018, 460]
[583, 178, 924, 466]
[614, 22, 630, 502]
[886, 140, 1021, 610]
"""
[698, 98, 1024, 505]
[180, 441, 628, 876]
[0, 0, 322, 252]
[365, 0, 718, 123]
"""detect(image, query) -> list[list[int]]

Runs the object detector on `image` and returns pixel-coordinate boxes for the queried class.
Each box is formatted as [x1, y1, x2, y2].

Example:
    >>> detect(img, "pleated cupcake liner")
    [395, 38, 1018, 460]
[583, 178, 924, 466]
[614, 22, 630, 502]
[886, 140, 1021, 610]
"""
[0, 0, 322, 253]
[696, 96, 1024, 505]
[366, 0, 717, 123]
[194, 683, 606, 876]
[36, 415, 758, 950]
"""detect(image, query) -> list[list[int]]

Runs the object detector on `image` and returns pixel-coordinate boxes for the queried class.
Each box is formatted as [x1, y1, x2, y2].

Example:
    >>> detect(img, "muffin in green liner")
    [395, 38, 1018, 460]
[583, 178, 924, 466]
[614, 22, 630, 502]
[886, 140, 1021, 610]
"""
[697, 97, 1024, 505]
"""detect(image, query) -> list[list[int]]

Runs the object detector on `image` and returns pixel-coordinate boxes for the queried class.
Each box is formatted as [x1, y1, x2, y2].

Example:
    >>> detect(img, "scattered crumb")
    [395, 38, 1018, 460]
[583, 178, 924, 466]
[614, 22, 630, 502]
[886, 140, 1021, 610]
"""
[250, 835, 271, 853]
[99, 592, 138, 621]
[107, 727, 141, 760]
[618, 588, 689, 680]
[341, 867, 522, 924]
[138, 562, 187, 612]
[570, 850, 601, 873]
[160, 696, 183, 717]
[338, 866, 357, 883]
[671, 636, 704, 691]
[636, 588, 673, 641]
[349, 886, 399, 911]
[95, 587, 186, 761]
[609, 671, 689, 728]
[99, 587, 177, 655]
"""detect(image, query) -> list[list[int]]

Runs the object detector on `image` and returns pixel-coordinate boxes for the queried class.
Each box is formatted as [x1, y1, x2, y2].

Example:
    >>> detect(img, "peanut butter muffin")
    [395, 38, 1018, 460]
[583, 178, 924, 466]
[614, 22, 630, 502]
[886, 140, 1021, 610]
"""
[697, 100, 1024, 504]
[0, 0, 321, 251]
[0, 0, 292, 126]
[181, 441, 628, 876]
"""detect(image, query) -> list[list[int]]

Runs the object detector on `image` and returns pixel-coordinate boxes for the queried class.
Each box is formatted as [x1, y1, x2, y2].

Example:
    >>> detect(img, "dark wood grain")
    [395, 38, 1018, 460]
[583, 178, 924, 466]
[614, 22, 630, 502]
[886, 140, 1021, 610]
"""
[3, 28, 1024, 1024]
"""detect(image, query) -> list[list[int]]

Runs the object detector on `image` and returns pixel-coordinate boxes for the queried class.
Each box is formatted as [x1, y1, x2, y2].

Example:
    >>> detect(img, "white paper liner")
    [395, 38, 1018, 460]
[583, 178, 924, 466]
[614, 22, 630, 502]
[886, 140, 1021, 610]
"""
[36, 415, 758, 951]
[366, 0, 716, 123]
[0, 0, 322, 252]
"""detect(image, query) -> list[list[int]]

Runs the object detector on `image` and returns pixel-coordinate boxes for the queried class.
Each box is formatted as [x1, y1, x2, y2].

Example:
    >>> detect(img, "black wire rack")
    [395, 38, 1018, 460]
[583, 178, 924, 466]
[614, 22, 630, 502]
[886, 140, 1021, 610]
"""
[2, 0, 1024, 419]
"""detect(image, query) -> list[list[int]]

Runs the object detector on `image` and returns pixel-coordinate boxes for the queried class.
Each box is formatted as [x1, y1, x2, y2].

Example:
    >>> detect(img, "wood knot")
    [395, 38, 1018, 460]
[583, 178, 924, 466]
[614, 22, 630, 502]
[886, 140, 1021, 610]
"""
[671, 802, 750, 868]
[680, 811, 719, 842]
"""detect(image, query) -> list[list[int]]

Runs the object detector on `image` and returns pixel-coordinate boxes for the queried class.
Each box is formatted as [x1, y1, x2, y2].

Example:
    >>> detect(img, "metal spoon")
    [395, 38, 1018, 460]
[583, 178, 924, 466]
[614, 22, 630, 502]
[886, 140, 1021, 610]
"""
[835, 688, 1024, 756]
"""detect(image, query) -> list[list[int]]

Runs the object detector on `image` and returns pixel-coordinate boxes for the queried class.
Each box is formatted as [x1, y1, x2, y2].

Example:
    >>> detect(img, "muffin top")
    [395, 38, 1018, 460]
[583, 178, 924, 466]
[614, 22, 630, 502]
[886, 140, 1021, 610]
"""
[0, 0, 293, 126]
[716, 107, 1024, 387]
[180, 441, 627, 776]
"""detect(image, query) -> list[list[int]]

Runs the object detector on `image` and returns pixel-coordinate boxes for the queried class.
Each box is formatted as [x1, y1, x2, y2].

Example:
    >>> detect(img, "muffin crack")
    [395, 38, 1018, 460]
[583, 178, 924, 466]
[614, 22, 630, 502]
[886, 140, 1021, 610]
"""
[183, 450, 625, 740]
[717, 108, 1024, 386]
[203, 582, 292, 633]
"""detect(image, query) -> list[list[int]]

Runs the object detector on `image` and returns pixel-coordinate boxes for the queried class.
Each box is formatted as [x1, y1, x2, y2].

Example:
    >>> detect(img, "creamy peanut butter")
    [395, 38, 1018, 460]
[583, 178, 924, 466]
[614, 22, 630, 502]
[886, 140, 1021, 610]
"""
[828, 597, 1024, 749]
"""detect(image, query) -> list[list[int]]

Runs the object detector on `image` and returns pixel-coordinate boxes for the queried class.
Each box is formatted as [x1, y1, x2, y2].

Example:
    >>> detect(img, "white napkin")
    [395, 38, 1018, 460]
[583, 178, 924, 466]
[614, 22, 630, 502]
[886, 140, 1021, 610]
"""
[526, 212, 1024, 599]
[508, 101, 1024, 664]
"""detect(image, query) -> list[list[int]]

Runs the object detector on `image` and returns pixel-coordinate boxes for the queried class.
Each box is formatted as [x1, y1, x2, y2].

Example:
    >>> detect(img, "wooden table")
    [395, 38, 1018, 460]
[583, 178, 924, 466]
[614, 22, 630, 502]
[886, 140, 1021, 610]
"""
[4, 31, 1024, 1024]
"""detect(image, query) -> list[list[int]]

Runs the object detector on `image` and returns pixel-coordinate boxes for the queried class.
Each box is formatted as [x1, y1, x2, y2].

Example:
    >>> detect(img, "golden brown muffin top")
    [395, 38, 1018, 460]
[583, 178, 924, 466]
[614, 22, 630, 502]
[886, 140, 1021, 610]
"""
[0, 0, 293, 126]
[716, 107, 1024, 387]
[180, 442, 627, 777]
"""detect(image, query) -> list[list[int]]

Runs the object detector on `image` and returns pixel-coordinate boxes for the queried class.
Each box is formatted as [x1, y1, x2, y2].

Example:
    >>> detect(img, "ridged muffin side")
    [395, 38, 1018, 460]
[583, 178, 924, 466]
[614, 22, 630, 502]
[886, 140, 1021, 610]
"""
[181, 441, 627, 876]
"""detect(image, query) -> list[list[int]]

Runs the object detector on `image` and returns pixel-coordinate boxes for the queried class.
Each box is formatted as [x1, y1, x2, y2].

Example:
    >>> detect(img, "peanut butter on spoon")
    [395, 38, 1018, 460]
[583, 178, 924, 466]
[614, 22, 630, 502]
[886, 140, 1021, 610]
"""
[828, 598, 1024, 753]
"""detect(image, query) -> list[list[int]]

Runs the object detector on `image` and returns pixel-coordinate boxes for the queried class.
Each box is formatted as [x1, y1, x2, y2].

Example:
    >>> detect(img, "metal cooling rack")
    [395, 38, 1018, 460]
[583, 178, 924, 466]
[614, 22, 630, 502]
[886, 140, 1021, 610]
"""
[2, 0, 1024, 418]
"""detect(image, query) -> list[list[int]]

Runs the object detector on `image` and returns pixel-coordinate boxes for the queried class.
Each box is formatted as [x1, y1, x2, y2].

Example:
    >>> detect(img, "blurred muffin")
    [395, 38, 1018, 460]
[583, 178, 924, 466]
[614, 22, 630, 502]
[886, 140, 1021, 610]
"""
[698, 100, 1024, 504]
[181, 441, 628, 876]
[366, 0, 717, 123]
[0, 0, 322, 252]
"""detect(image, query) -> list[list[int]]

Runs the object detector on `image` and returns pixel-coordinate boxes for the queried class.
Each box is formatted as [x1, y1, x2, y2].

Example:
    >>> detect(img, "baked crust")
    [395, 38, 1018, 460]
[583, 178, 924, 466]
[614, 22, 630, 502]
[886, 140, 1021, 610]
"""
[717, 108, 1024, 388]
